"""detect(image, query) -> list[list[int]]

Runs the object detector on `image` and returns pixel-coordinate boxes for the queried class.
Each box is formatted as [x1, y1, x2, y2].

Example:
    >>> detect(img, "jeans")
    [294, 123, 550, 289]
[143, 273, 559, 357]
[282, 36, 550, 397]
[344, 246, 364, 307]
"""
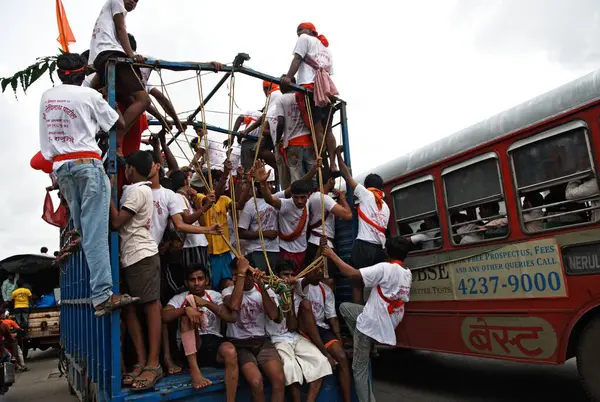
[340, 302, 375, 402]
[14, 308, 30, 331]
[55, 159, 113, 307]
[286, 145, 315, 183]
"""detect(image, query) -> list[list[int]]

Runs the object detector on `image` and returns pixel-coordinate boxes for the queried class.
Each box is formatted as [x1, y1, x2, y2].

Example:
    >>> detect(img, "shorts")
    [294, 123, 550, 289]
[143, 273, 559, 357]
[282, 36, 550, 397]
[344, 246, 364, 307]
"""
[251, 251, 280, 272]
[122, 254, 161, 303]
[93, 51, 145, 100]
[274, 337, 332, 386]
[241, 138, 258, 170]
[304, 91, 333, 129]
[259, 134, 275, 152]
[305, 242, 335, 279]
[280, 249, 306, 274]
[230, 337, 281, 367]
[318, 326, 340, 350]
[181, 334, 226, 367]
[209, 252, 233, 290]
[351, 239, 387, 269]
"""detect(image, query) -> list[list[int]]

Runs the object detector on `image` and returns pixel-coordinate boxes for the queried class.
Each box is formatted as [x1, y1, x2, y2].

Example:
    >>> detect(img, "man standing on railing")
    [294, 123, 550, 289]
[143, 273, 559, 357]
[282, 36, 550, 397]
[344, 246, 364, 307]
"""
[282, 22, 338, 172]
[335, 147, 390, 304]
[39, 52, 139, 317]
[324, 237, 412, 402]
[88, 0, 150, 157]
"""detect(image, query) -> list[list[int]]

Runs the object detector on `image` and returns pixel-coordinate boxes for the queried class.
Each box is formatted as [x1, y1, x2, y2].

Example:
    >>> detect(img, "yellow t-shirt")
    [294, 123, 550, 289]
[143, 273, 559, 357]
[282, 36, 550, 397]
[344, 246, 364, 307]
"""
[11, 288, 32, 309]
[197, 194, 232, 255]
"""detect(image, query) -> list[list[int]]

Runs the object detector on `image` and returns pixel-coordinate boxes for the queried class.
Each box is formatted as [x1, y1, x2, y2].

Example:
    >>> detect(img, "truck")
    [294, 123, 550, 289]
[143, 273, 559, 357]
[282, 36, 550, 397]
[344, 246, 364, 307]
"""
[61, 55, 359, 402]
[0, 253, 61, 359]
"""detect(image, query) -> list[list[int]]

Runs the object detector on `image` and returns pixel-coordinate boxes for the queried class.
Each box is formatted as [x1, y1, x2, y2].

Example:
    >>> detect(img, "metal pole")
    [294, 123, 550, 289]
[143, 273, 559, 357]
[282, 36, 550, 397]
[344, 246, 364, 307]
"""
[106, 58, 122, 399]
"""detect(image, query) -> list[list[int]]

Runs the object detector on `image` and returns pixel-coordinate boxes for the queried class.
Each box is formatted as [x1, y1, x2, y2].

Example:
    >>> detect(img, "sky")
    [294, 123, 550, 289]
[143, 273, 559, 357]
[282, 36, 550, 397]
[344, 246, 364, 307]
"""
[0, 0, 597, 259]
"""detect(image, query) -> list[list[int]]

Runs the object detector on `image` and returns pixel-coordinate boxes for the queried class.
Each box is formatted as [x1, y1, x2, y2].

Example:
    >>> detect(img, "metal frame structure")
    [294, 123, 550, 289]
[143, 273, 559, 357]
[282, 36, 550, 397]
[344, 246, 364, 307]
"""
[62, 53, 353, 402]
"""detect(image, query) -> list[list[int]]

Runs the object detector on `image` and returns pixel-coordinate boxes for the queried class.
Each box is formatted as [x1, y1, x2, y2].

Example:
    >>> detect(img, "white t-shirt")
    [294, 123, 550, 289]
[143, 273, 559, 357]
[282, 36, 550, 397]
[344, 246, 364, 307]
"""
[293, 34, 334, 86]
[274, 93, 310, 147]
[149, 187, 184, 245]
[222, 285, 277, 339]
[357, 262, 412, 346]
[168, 290, 223, 337]
[266, 90, 283, 145]
[119, 182, 158, 267]
[307, 192, 337, 248]
[39, 84, 118, 170]
[296, 279, 336, 330]
[266, 292, 302, 344]
[240, 110, 262, 139]
[178, 194, 208, 248]
[89, 0, 127, 64]
[355, 184, 390, 248]
[238, 198, 279, 253]
[278, 199, 309, 253]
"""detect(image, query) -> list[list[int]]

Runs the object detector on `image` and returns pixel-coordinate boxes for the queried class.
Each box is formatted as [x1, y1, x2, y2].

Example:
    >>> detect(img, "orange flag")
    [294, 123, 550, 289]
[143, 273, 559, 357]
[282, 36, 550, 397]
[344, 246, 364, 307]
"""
[56, 0, 76, 52]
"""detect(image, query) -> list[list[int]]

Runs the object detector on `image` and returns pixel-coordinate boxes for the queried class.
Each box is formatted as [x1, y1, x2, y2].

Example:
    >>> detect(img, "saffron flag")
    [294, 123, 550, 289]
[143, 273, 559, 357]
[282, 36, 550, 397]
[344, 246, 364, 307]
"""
[56, 0, 76, 52]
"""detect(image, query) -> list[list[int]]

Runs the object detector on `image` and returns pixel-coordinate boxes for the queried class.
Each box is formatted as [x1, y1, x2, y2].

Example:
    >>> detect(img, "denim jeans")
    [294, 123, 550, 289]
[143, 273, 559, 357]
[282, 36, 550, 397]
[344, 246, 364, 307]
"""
[340, 302, 376, 402]
[286, 145, 315, 183]
[55, 159, 113, 307]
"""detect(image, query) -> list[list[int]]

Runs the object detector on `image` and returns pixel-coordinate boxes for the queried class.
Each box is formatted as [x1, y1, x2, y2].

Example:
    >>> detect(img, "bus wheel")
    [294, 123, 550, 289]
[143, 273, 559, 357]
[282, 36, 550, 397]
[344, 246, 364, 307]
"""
[577, 316, 600, 401]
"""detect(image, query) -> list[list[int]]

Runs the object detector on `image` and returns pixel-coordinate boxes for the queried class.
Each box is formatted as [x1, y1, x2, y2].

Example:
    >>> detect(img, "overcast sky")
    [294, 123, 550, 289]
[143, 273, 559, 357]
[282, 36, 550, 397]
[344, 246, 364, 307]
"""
[0, 0, 596, 259]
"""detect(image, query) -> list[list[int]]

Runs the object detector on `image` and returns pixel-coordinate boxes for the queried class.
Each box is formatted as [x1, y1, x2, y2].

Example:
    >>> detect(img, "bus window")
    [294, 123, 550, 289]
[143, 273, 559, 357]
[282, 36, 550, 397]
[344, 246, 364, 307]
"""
[442, 153, 508, 245]
[508, 120, 600, 232]
[391, 175, 441, 251]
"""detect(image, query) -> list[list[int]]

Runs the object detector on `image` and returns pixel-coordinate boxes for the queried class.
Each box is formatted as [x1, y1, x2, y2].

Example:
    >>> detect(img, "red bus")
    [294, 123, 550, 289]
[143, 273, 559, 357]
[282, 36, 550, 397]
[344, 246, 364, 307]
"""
[357, 70, 600, 400]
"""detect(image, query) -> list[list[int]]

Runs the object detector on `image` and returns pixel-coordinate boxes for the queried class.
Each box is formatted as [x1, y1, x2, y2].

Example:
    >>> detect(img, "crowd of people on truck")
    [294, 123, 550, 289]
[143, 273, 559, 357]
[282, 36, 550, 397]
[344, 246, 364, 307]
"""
[34, 1, 414, 401]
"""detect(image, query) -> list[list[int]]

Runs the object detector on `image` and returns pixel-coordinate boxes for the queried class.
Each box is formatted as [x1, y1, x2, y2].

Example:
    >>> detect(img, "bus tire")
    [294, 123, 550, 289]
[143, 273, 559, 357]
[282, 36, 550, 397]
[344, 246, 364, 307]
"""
[576, 316, 600, 401]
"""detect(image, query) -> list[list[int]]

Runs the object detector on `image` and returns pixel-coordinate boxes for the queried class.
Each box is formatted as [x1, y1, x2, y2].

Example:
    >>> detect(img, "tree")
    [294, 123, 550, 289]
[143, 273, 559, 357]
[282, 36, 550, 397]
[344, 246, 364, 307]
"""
[0, 56, 58, 99]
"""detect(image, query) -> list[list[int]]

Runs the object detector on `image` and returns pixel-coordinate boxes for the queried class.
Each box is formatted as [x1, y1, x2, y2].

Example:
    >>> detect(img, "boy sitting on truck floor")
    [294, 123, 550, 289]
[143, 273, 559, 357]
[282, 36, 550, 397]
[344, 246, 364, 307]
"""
[336, 146, 390, 305]
[294, 264, 352, 402]
[162, 264, 239, 399]
[109, 150, 162, 392]
[266, 260, 332, 402]
[323, 237, 412, 402]
[222, 257, 286, 402]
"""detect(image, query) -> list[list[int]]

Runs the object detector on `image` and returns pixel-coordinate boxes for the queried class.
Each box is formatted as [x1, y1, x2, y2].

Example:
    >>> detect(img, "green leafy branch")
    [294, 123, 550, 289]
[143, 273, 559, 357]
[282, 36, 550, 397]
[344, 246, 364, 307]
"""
[0, 56, 58, 99]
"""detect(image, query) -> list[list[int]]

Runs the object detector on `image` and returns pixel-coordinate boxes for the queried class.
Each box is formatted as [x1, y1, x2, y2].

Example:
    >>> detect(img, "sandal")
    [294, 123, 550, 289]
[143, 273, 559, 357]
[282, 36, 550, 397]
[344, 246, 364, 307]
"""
[123, 364, 143, 386]
[94, 294, 140, 317]
[131, 365, 164, 392]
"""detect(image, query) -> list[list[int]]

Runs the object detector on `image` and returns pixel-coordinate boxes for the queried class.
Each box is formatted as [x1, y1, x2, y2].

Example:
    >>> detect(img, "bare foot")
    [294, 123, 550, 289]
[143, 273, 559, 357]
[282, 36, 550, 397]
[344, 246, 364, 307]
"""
[190, 368, 212, 390]
[165, 359, 182, 375]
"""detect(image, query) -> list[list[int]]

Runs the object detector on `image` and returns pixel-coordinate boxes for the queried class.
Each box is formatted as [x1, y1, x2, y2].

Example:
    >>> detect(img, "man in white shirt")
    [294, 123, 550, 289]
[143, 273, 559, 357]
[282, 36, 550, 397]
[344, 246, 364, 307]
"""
[294, 267, 351, 402]
[260, 176, 312, 274]
[225, 110, 263, 171]
[238, 181, 280, 272]
[275, 77, 316, 183]
[305, 171, 353, 288]
[337, 148, 390, 304]
[89, 0, 150, 156]
[1, 274, 17, 308]
[282, 22, 338, 172]
[222, 257, 285, 402]
[109, 150, 162, 391]
[39, 53, 138, 317]
[162, 265, 238, 400]
[566, 176, 600, 222]
[324, 237, 412, 402]
[266, 260, 332, 402]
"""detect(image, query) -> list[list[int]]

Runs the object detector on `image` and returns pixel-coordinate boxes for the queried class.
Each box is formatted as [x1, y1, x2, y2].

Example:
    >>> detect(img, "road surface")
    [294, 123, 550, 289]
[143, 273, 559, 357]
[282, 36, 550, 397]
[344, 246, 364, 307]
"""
[372, 348, 588, 401]
[6, 348, 589, 401]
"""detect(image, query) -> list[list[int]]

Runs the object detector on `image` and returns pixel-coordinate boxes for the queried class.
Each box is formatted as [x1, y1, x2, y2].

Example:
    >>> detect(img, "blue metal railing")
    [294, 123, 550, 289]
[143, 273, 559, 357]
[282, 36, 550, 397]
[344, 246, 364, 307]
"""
[61, 54, 353, 402]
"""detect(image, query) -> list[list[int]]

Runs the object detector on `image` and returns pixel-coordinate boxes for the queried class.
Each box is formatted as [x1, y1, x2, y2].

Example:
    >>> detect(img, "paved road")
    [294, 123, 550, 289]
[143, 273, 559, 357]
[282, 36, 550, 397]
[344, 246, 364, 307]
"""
[5, 348, 590, 401]
[372, 348, 588, 401]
